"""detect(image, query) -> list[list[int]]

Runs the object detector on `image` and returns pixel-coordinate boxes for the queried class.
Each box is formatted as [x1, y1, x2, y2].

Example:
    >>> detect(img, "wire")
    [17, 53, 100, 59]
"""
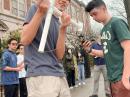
[31, 43, 58, 53]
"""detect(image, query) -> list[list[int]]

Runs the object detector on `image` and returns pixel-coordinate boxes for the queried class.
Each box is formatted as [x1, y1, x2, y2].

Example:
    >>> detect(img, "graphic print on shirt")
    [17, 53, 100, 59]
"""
[101, 31, 111, 54]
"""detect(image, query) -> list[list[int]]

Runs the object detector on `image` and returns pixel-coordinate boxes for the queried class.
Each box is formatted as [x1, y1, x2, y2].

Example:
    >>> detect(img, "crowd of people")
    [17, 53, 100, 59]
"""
[0, 37, 109, 97]
[63, 45, 91, 88]
[0, 0, 130, 97]
[1, 38, 27, 97]
[0, 37, 107, 96]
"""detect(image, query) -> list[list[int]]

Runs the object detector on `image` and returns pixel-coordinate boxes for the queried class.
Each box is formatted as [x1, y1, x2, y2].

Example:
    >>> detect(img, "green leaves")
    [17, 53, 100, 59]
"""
[0, 29, 20, 58]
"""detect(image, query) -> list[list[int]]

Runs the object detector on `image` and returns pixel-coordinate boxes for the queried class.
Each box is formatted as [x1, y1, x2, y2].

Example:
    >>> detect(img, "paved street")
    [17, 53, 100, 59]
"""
[70, 73, 106, 97]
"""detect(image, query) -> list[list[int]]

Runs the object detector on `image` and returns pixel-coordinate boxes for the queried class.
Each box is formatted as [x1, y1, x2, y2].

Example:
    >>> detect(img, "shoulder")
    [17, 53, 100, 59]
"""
[111, 17, 129, 32]
[27, 4, 37, 15]
[111, 17, 127, 26]
[29, 4, 37, 11]
[2, 50, 10, 57]
[17, 54, 20, 58]
[17, 54, 23, 58]
[17, 54, 24, 62]
[2, 51, 12, 62]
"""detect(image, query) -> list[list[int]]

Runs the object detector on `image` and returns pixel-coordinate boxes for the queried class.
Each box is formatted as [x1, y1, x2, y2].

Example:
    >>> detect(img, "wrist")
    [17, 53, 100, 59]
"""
[15, 67, 20, 72]
[60, 25, 67, 30]
[37, 8, 47, 16]
[60, 26, 67, 35]
[13, 68, 17, 71]
[87, 47, 92, 53]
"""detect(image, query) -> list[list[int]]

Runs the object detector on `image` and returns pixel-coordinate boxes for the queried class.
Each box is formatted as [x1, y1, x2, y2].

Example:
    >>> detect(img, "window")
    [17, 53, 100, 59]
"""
[19, 0, 25, 18]
[4, 0, 10, 10]
[12, 0, 18, 16]
[11, 0, 26, 18]
[26, 0, 31, 12]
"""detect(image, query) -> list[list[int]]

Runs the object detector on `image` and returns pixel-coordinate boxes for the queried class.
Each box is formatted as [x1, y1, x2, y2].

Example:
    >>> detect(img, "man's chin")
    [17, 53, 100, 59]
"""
[59, 8, 65, 12]
[95, 20, 102, 23]
[57, 7, 66, 12]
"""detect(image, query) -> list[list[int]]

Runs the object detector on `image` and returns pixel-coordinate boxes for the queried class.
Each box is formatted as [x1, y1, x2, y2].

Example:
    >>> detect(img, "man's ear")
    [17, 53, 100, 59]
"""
[102, 5, 107, 11]
[8, 44, 10, 47]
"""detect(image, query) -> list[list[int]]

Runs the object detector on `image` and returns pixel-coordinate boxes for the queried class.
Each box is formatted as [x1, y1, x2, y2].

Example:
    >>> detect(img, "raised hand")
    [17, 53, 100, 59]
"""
[36, 0, 50, 14]
[60, 12, 71, 29]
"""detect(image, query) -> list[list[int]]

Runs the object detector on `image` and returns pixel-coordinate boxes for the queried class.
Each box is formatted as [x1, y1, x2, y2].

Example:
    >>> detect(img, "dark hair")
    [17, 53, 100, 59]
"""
[85, 0, 106, 12]
[7, 38, 17, 44]
[17, 43, 24, 49]
[91, 39, 95, 42]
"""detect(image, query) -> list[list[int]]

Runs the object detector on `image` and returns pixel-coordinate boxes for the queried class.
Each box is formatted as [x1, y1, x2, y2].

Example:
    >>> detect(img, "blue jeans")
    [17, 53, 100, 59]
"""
[78, 64, 85, 82]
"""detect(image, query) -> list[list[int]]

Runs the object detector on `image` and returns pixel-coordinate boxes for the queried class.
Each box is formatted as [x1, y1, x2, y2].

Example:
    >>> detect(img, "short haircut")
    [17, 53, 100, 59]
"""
[85, 0, 106, 12]
[7, 38, 17, 44]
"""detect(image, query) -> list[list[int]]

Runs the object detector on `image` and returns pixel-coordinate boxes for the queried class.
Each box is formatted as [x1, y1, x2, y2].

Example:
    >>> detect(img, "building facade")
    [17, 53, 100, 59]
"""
[0, 0, 91, 43]
[0, 0, 34, 38]
[65, 0, 91, 47]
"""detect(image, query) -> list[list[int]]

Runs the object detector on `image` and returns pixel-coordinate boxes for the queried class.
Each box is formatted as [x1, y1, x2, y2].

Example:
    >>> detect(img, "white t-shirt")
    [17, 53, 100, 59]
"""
[17, 54, 26, 78]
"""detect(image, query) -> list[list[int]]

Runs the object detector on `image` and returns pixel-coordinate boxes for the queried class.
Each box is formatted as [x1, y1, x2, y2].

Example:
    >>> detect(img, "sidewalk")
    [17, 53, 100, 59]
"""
[70, 73, 106, 97]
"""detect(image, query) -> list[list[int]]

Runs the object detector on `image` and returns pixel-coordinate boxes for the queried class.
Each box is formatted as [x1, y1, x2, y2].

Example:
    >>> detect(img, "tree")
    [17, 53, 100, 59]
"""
[109, 0, 130, 27]
[123, 0, 130, 27]
[109, 0, 126, 20]
[0, 29, 20, 58]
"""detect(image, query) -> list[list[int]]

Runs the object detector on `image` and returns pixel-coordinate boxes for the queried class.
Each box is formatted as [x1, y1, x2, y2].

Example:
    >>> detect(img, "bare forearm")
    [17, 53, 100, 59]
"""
[121, 40, 130, 89]
[21, 9, 46, 45]
[123, 48, 130, 78]
[90, 49, 104, 57]
[122, 48, 130, 89]
[56, 27, 67, 60]
[3, 66, 18, 72]
[55, 11, 70, 59]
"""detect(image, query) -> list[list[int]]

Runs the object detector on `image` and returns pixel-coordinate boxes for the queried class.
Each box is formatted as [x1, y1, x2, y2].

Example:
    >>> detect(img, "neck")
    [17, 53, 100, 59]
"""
[19, 53, 24, 55]
[102, 13, 112, 25]
[8, 48, 15, 52]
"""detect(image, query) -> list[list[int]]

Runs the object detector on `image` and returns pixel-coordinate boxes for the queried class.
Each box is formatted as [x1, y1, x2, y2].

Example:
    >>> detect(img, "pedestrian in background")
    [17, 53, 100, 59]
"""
[89, 37, 111, 97]
[84, 0, 130, 96]
[1, 38, 23, 97]
[17, 44, 28, 97]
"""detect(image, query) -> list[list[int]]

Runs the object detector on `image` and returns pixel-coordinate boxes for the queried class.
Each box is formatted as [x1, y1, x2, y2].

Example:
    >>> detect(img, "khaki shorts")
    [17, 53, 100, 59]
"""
[110, 80, 130, 97]
[26, 76, 71, 97]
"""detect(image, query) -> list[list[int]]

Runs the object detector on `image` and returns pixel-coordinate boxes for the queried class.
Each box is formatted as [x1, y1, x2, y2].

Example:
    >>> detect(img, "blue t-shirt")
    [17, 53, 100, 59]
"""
[24, 4, 65, 77]
[91, 42, 105, 65]
[1, 49, 19, 85]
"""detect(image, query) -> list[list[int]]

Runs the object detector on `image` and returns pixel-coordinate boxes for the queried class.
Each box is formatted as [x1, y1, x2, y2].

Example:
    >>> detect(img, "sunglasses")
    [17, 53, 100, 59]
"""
[10, 43, 18, 46]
